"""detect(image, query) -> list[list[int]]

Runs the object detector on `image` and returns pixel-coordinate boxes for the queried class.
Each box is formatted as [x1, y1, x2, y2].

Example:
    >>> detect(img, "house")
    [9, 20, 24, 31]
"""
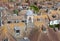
[0, 26, 16, 41]
[48, 10, 59, 21]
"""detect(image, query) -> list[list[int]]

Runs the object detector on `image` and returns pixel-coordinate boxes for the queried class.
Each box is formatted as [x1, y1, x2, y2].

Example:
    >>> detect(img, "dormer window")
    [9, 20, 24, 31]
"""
[14, 27, 20, 34]
[16, 30, 20, 33]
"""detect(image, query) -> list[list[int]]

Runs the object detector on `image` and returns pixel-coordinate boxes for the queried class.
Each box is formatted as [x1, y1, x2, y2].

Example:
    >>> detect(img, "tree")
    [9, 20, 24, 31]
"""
[30, 5, 39, 14]
[13, 9, 18, 15]
[9, 0, 15, 2]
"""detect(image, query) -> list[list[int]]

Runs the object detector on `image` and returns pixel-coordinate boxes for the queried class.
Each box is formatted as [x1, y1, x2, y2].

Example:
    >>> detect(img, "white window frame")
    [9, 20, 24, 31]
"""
[15, 20, 19, 23]
[14, 27, 20, 34]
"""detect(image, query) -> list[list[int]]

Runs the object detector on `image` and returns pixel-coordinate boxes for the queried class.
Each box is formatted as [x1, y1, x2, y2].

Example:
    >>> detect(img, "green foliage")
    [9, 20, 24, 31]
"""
[49, 24, 59, 28]
[13, 9, 18, 15]
[54, 24, 59, 28]
[30, 5, 39, 14]
[49, 25, 54, 28]
[10, 0, 15, 2]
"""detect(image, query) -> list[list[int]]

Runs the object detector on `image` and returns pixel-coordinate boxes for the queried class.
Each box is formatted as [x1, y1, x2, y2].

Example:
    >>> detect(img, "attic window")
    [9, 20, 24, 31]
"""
[4, 38, 8, 41]
[16, 30, 20, 33]
[14, 27, 20, 34]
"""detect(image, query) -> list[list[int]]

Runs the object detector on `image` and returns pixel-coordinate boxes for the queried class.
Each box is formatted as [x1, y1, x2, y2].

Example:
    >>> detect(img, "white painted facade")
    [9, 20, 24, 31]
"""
[50, 20, 60, 25]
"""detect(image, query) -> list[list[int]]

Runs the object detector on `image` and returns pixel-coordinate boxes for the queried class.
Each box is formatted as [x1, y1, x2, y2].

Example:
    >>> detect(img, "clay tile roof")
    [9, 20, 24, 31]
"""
[18, 10, 27, 15]
[34, 21, 44, 27]
[33, 15, 41, 19]
[41, 15, 48, 19]
[6, 22, 25, 29]
[21, 3, 28, 6]
[50, 10, 58, 14]
[7, 16, 23, 20]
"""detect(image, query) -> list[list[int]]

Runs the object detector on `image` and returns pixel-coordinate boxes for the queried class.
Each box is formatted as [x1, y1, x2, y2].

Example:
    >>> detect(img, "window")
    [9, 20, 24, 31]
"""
[21, 20, 26, 23]
[41, 27, 46, 31]
[14, 27, 20, 34]
[41, 25, 47, 33]
[14, 20, 19, 23]
[37, 18, 40, 21]
[34, 2, 37, 5]
[16, 30, 20, 33]
[4, 38, 8, 41]
[7, 21, 12, 23]
[52, 15, 56, 18]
